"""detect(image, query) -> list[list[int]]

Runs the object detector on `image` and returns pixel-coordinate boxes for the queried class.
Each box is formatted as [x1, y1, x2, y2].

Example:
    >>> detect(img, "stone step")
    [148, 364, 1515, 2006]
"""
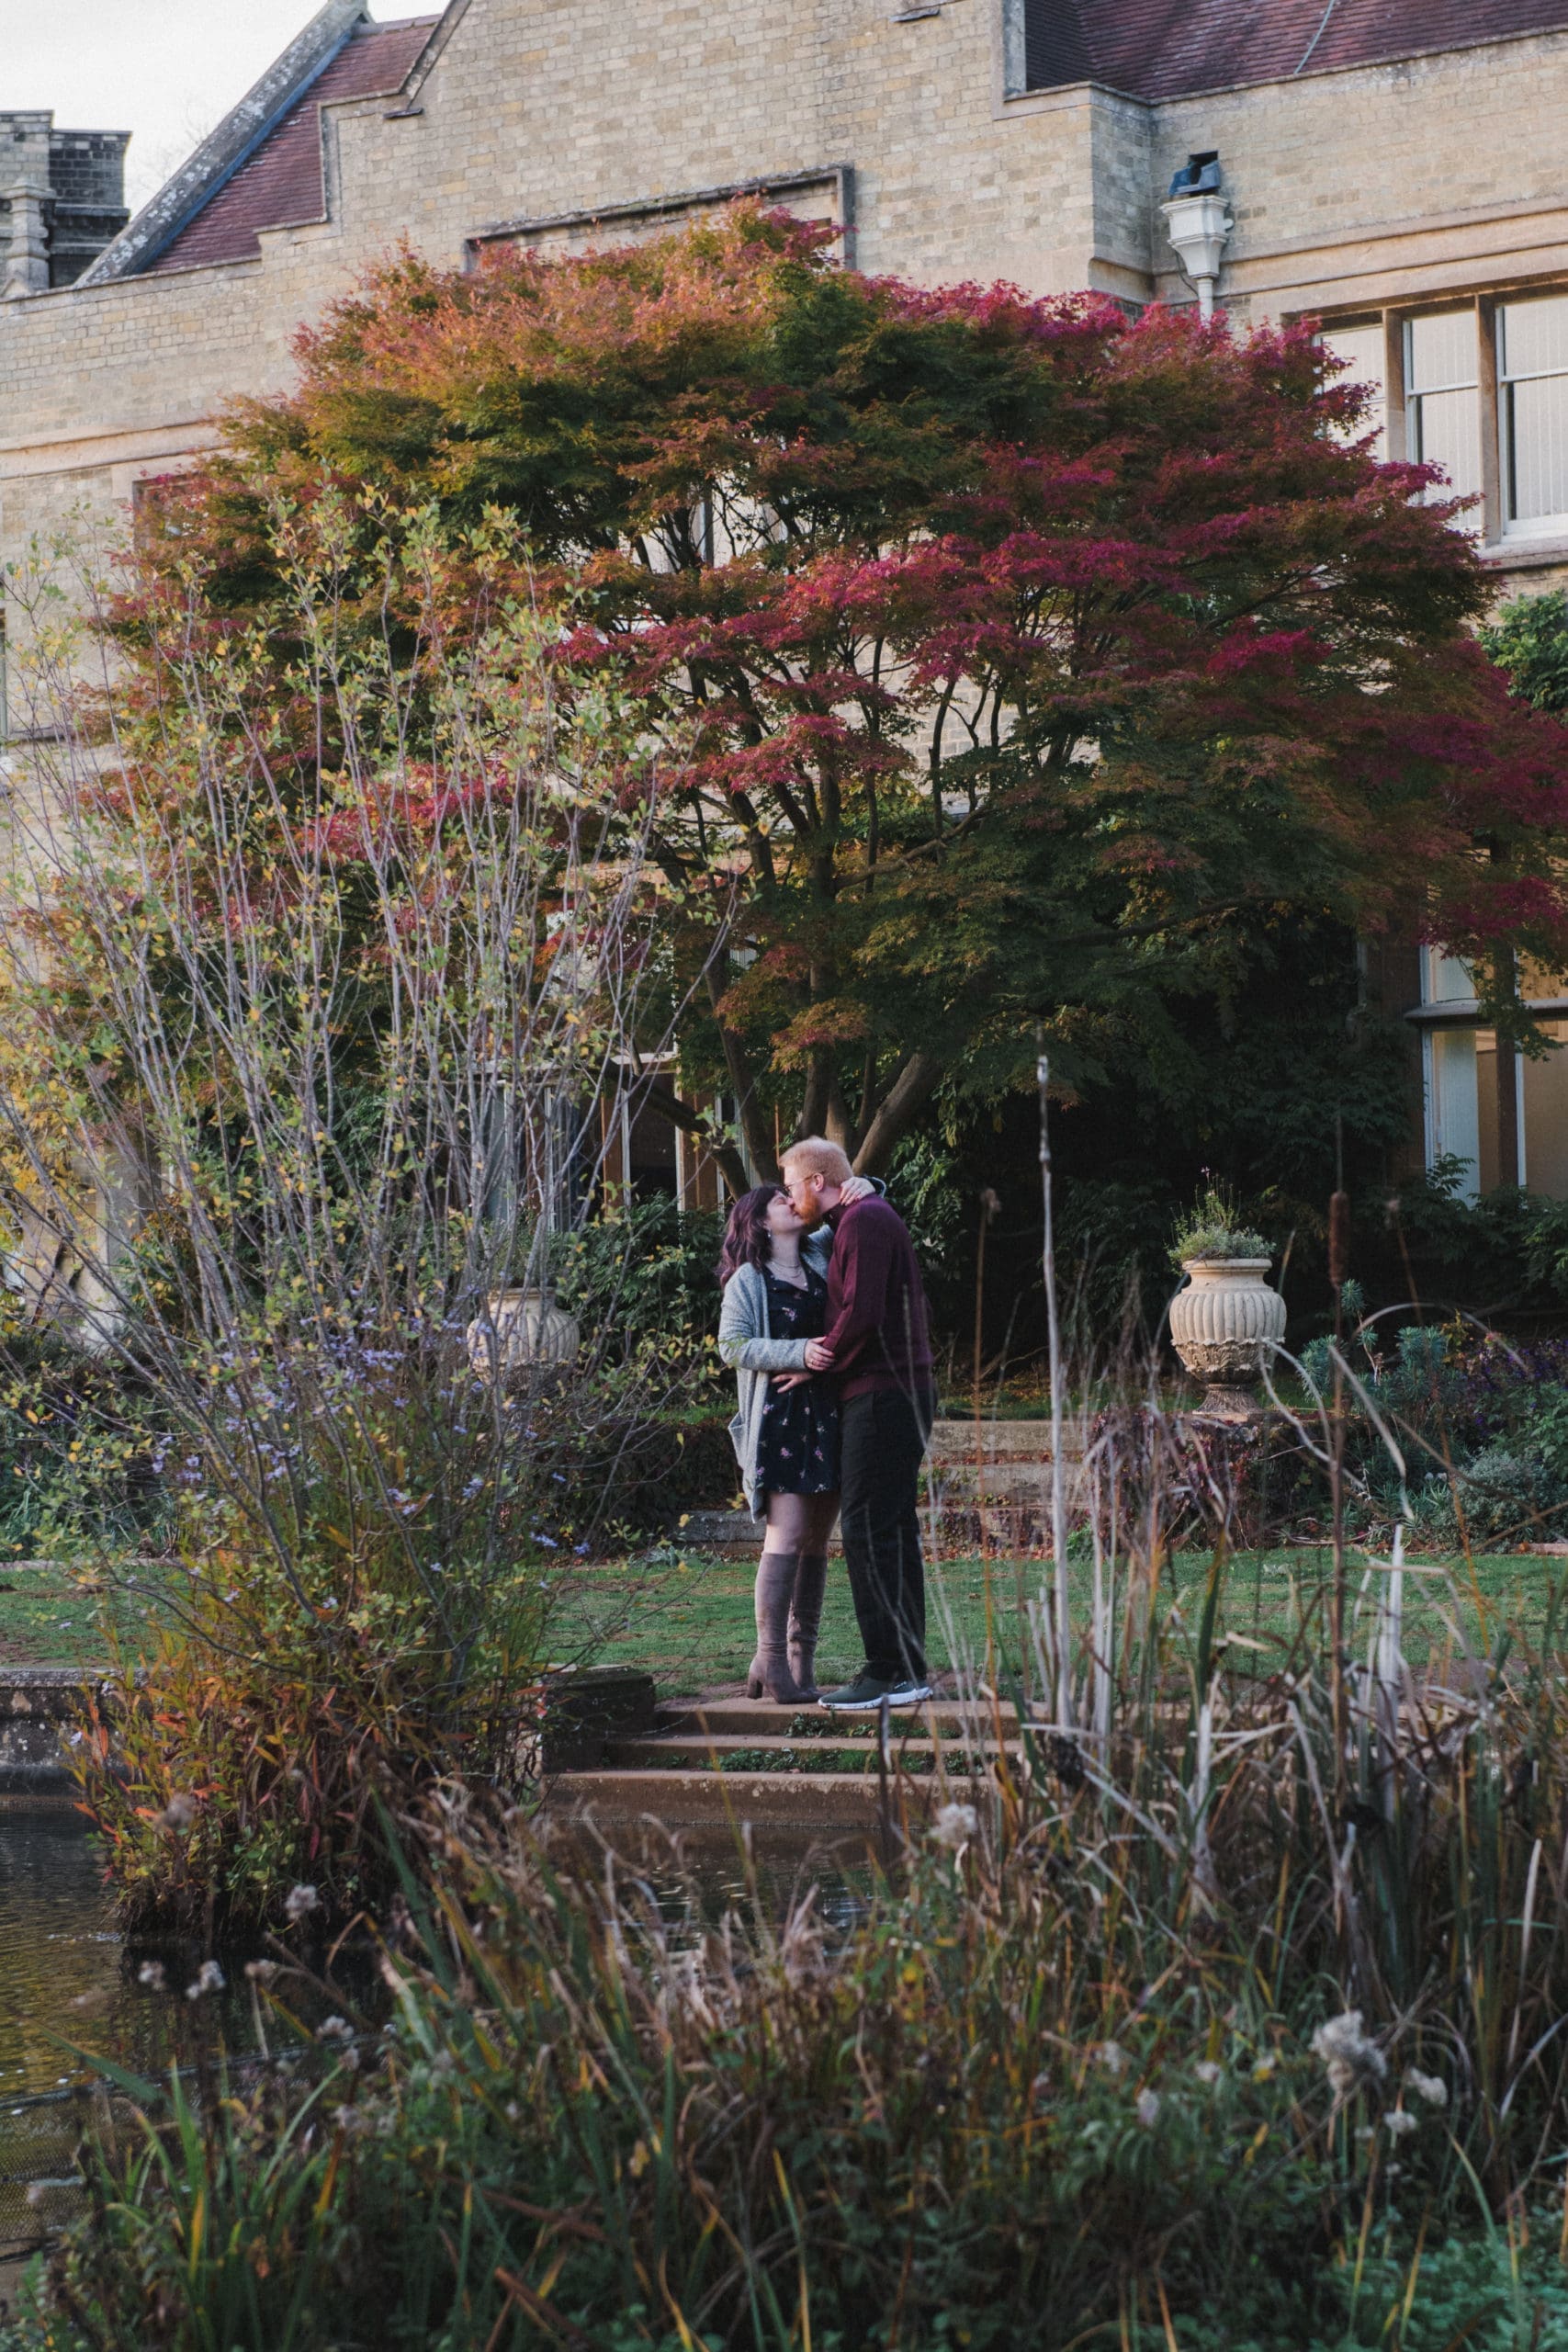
[547, 1766, 943, 1826]
[671, 1510, 757, 1555]
[659, 1695, 1021, 1739]
[605, 1732, 1020, 1771]
[927, 1420, 1074, 1465]
[668, 1424, 1081, 1555]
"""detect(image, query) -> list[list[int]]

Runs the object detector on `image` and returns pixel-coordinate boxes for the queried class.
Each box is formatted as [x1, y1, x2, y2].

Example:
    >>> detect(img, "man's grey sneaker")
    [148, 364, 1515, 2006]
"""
[819, 1673, 932, 1711]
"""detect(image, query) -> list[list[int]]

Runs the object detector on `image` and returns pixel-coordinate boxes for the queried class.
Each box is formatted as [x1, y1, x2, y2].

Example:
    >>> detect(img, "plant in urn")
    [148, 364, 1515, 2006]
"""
[1167, 1186, 1285, 1419]
[467, 1285, 581, 1385]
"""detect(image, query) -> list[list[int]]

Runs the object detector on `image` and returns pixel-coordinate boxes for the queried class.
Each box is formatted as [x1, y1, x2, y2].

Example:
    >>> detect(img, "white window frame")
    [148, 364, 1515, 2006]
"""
[1497, 293, 1568, 539]
[1304, 286, 1568, 548]
[1404, 311, 1482, 511]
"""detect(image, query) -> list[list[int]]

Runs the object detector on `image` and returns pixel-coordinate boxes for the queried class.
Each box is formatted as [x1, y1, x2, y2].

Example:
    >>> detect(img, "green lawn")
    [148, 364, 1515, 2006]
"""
[548, 1542, 1568, 1695]
[0, 1562, 175, 1668]
[5, 1545, 1559, 1692]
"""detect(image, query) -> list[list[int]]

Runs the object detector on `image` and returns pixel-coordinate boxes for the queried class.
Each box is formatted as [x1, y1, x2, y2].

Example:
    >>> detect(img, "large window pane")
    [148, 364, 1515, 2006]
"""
[1422, 947, 1475, 1005]
[1500, 295, 1568, 534]
[1507, 378, 1568, 523]
[1413, 386, 1481, 502]
[1405, 311, 1480, 507]
[1524, 1024, 1568, 1198]
[1321, 322, 1385, 456]
[1427, 1028, 1481, 1200]
[1499, 294, 1568, 382]
[1407, 311, 1476, 395]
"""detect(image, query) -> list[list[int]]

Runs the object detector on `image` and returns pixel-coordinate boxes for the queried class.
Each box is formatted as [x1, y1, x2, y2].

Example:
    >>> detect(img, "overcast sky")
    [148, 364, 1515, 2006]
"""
[7, 1, 347, 211]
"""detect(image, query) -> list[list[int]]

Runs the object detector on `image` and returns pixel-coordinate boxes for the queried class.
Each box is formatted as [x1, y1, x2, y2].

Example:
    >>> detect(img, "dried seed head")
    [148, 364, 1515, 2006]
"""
[1404, 2066, 1448, 2109]
[930, 1804, 978, 1852]
[1311, 2010, 1387, 2099]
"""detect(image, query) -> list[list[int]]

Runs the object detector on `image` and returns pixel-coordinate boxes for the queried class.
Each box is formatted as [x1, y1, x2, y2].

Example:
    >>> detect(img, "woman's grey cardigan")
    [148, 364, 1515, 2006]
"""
[718, 1229, 833, 1520]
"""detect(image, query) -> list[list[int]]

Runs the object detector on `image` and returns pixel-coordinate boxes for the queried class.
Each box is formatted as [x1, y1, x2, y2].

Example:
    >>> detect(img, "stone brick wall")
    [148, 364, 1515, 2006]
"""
[6, 0, 1568, 622]
[1149, 30, 1568, 322]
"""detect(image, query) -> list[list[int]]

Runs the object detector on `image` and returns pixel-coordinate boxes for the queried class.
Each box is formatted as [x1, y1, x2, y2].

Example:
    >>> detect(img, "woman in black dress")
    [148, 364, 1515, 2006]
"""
[717, 1184, 852, 1702]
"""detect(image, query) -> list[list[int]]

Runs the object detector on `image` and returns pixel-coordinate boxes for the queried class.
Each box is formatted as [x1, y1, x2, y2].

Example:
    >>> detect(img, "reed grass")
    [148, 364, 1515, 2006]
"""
[22, 1293, 1568, 2346]
[28, 1476, 1568, 2347]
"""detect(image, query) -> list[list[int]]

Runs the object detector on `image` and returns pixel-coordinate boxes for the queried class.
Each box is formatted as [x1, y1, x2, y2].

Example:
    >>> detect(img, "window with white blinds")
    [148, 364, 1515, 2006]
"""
[1320, 321, 1385, 457]
[1499, 293, 1568, 535]
[1404, 311, 1482, 508]
[1313, 292, 1568, 545]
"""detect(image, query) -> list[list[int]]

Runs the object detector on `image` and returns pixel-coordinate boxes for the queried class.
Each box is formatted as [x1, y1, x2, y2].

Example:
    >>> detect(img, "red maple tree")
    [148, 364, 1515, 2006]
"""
[127, 207, 1568, 1178]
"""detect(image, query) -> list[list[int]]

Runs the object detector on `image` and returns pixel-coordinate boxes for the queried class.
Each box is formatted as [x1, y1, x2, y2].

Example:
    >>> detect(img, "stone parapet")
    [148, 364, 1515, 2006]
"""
[0, 1668, 100, 1802]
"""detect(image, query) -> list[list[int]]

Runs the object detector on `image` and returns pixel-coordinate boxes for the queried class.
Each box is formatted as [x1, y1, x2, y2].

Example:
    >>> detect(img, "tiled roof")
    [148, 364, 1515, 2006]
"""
[1022, 0, 1568, 101]
[147, 18, 435, 274]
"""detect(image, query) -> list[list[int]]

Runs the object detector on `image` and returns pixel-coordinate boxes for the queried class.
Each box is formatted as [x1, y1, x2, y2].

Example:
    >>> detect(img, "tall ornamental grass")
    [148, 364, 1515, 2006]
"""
[0, 495, 716, 1928]
[36, 1374, 1568, 2348]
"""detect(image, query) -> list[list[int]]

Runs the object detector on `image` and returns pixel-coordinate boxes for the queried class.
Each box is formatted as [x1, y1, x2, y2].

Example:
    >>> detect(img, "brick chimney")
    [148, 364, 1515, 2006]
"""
[1, 113, 130, 299]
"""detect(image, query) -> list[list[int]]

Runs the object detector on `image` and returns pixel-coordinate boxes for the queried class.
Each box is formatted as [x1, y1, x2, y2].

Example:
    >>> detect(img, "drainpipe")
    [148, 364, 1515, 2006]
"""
[1160, 156, 1232, 322]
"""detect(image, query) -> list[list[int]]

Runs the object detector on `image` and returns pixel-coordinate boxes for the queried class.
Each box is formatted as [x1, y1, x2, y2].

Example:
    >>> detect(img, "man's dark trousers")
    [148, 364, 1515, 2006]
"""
[840, 1385, 934, 1685]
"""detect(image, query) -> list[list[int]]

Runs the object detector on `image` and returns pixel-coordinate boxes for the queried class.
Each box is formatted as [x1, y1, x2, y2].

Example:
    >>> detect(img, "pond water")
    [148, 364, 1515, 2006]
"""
[0, 1810, 327, 2256]
[0, 1813, 879, 2261]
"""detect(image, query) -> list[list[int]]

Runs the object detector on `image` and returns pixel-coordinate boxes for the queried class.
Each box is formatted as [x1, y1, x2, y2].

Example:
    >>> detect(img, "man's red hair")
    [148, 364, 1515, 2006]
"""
[780, 1136, 854, 1185]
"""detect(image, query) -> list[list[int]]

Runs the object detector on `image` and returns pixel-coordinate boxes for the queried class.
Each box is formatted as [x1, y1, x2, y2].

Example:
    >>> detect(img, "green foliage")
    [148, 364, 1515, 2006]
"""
[39, 1758, 1568, 2350]
[1481, 585, 1568, 713]
[883, 1131, 973, 1268]
[1382, 1159, 1551, 1313]
[1170, 1181, 1270, 1266]
[71, 1339, 562, 1935]
[1408, 1443, 1568, 1547]
[1052, 1173, 1171, 1336]
[0, 497, 721, 1931]
[1289, 1317, 1568, 1551]
[26, 1828, 1348, 2348]
[552, 1196, 725, 1378]
[0, 1337, 170, 1560]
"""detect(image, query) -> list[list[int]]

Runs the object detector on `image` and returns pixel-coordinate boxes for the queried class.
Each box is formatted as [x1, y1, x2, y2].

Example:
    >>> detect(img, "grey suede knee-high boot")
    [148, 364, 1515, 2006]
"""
[788, 1553, 829, 1699]
[747, 1551, 807, 1702]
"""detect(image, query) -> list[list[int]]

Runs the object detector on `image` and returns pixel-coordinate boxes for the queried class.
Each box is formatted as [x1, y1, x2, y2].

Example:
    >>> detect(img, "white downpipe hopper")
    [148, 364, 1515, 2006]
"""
[1161, 153, 1232, 321]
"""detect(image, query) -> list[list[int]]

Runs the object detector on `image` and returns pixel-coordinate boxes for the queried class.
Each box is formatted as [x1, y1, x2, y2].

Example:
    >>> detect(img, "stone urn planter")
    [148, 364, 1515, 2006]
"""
[1168, 1258, 1285, 1418]
[466, 1285, 581, 1382]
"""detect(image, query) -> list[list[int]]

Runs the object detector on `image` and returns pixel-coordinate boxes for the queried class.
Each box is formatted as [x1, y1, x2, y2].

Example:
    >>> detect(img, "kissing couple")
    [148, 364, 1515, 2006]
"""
[717, 1136, 935, 1711]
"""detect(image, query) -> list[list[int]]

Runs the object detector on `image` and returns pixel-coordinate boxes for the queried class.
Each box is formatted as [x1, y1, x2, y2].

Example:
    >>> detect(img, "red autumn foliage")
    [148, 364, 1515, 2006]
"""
[115, 205, 1568, 1175]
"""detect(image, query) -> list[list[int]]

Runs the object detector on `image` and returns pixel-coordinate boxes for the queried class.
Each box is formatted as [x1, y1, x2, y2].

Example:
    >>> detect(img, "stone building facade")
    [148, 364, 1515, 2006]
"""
[7, 0, 1568, 1200]
[0, 113, 130, 300]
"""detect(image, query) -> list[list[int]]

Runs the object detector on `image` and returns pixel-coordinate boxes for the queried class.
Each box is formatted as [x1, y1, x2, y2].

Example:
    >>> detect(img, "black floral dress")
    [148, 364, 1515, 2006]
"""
[756, 1262, 840, 1497]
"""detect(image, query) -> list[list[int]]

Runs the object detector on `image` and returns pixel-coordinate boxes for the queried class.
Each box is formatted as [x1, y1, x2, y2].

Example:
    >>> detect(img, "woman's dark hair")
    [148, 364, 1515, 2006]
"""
[717, 1186, 783, 1284]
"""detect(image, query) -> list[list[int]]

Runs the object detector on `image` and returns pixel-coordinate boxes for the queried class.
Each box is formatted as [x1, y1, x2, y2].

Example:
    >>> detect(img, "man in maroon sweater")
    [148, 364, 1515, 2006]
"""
[781, 1136, 935, 1708]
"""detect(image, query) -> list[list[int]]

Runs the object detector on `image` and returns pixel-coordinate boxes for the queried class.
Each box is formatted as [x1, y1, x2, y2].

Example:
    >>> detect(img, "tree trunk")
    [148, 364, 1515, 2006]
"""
[704, 967, 780, 1183]
[798, 1047, 833, 1142]
[641, 1080, 750, 1201]
[826, 1071, 855, 1157]
[852, 1050, 946, 1175]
